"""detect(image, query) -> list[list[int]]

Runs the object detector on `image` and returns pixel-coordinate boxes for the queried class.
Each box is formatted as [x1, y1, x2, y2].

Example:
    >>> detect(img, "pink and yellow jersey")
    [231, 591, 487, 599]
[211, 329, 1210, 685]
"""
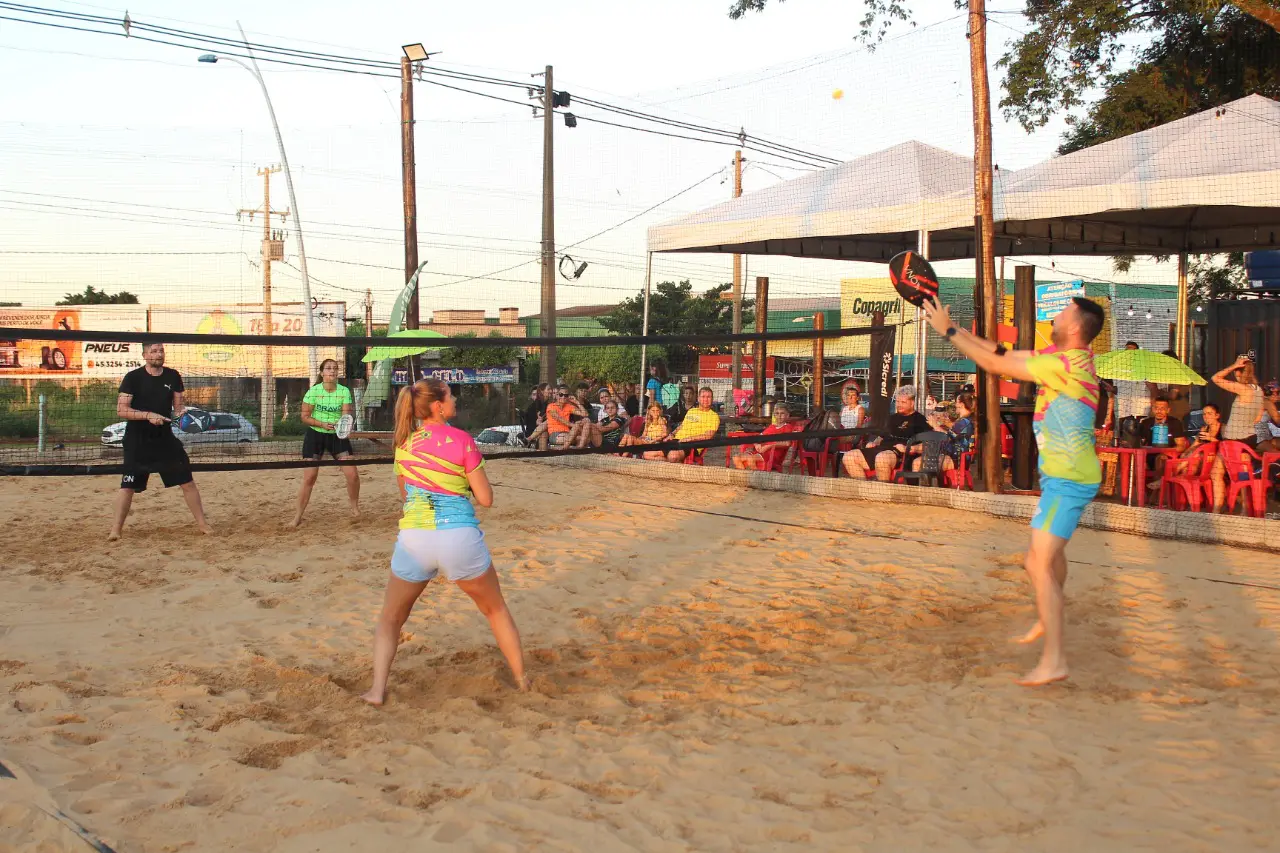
[1026, 346, 1101, 485]
[394, 423, 485, 530]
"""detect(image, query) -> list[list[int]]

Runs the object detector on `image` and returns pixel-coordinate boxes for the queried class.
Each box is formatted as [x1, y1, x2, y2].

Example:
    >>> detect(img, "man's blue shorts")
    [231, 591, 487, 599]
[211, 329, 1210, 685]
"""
[1030, 476, 1099, 540]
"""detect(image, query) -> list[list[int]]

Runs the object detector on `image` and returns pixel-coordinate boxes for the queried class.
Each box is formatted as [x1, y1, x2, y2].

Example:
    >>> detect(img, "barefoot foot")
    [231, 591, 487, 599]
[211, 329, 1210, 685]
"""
[349, 506, 361, 520]
[1015, 621, 1045, 644]
[198, 523, 214, 536]
[514, 674, 531, 693]
[359, 689, 385, 706]
[286, 515, 302, 529]
[1016, 661, 1069, 687]
[107, 530, 121, 542]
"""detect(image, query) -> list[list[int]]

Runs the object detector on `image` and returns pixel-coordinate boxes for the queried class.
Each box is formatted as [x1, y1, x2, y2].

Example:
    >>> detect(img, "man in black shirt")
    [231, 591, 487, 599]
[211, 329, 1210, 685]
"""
[108, 342, 212, 541]
[842, 386, 932, 480]
[1138, 396, 1187, 451]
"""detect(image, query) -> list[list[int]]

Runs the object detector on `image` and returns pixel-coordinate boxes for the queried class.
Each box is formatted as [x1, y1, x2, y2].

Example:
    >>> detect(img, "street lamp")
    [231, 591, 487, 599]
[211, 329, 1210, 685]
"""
[198, 32, 318, 382]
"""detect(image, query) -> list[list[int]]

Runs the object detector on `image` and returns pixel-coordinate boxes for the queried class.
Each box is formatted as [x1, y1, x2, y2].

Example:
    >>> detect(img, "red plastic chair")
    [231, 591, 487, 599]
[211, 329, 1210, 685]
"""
[1219, 440, 1266, 518]
[683, 447, 706, 466]
[1160, 443, 1218, 512]
[627, 415, 644, 437]
[791, 436, 841, 477]
[944, 450, 975, 490]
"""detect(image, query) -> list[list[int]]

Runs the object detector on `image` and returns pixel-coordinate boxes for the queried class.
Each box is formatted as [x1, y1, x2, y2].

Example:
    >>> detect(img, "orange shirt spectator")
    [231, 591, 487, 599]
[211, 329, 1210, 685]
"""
[546, 400, 576, 435]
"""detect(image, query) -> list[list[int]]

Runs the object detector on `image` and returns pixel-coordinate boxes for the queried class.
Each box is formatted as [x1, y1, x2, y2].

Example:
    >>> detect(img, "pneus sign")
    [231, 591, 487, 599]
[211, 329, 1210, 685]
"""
[0, 307, 146, 379]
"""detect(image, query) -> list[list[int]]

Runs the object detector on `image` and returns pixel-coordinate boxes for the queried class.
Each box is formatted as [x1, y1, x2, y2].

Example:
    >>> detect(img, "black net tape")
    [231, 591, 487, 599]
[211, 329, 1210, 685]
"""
[0, 324, 899, 475]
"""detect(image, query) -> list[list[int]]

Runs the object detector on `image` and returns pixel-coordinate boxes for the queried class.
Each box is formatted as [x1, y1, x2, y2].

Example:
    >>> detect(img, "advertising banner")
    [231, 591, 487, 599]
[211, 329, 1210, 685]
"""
[423, 366, 518, 384]
[1035, 280, 1086, 322]
[697, 354, 776, 379]
[866, 321, 896, 429]
[149, 302, 346, 378]
[0, 306, 147, 380]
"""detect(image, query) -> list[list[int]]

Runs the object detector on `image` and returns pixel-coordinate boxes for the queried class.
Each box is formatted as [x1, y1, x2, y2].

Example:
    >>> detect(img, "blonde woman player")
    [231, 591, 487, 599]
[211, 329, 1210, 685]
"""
[290, 358, 360, 527]
[361, 378, 527, 705]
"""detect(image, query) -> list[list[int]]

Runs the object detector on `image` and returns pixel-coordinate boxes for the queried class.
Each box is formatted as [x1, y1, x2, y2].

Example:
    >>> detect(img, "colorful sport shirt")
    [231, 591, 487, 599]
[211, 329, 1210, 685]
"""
[302, 383, 352, 433]
[395, 423, 485, 530]
[1026, 346, 1101, 485]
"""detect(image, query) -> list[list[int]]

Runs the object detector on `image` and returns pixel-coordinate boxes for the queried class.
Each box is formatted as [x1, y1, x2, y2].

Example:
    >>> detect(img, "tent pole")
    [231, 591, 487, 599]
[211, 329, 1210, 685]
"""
[1176, 252, 1189, 363]
[639, 251, 653, 408]
[917, 228, 929, 400]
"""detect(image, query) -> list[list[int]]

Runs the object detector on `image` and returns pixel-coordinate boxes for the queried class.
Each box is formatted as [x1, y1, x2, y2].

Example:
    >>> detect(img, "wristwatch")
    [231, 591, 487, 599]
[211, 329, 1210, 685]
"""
[994, 343, 1008, 356]
[944, 326, 957, 339]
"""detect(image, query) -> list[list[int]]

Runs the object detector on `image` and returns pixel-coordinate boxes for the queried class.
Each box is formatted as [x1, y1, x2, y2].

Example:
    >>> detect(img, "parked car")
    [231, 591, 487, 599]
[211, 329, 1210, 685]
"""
[101, 407, 259, 448]
[474, 425, 526, 450]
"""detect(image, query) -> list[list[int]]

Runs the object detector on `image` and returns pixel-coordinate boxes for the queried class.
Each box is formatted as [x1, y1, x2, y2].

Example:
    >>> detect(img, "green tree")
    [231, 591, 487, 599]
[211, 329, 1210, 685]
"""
[436, 331, 522, 370]
[600, 279, 754, 371]
[727, 1, 1280, 132]
[344, 319, 387, 381]
[56, 285, 139, 305]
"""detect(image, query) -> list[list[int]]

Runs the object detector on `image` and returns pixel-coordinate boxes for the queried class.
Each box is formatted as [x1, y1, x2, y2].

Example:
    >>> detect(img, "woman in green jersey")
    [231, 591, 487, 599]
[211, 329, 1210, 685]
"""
[290, 358, 360, 527]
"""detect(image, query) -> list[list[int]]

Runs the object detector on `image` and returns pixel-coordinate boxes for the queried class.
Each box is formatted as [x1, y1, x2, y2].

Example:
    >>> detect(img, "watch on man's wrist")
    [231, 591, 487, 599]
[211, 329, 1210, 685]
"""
[944, 326, 958, 339]
[994, 343, 1008, 356]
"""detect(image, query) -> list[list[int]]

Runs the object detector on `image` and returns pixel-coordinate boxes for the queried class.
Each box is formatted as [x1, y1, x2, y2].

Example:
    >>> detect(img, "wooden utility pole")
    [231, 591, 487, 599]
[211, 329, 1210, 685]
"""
[969, 0, 1002, 493]
[401, 57, 420, 330]
[364, 289, 374, 382]
[754, 276, 770, 414]
[1013, 265, 1037, 490]
[539, 65, 558, 384]
[239, 165, 287, 438]
[731, 150, 745, 391]
[812, 311, 825, 411]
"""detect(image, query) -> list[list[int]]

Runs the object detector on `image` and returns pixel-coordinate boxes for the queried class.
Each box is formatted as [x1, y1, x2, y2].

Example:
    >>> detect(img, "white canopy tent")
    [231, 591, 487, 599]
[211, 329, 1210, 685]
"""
[646, 95, 1280, 362]
[647, 140, 973, 261]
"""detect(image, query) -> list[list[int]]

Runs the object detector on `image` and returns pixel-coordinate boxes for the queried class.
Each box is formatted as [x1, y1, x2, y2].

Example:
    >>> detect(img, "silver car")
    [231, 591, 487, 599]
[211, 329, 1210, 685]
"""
[101, 408, 259, 448]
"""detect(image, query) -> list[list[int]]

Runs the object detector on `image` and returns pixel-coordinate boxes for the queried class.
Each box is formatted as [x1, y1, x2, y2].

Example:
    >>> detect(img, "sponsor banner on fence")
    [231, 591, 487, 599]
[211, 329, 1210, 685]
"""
[393, 366, 518, 385]
[0, 306, 147, 379]
[148, 302, 346, 378]
[697, 354, 776, 379]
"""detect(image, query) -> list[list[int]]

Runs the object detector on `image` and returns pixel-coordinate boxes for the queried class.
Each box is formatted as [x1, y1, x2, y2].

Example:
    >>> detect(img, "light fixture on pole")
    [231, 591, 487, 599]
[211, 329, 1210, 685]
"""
[402, 43, 429, 62]
[197, 27, 318, 382]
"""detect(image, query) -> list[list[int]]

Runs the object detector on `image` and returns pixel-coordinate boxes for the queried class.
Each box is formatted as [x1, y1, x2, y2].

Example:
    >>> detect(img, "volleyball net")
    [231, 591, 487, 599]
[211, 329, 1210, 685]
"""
[0, 317, 907, 476]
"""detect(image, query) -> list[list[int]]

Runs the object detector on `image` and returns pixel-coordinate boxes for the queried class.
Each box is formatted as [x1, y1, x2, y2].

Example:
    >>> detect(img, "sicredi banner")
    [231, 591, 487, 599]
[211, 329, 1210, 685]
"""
[1035, 280, 1086, 323]
[149, 302, 346, 378]
[0, 306, 146, 379]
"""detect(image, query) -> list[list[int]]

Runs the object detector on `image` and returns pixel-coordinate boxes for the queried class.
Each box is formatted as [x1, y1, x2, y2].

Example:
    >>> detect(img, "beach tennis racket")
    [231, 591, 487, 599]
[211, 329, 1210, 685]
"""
[335, 414, 354, 439]
[888, 251, 940, 307]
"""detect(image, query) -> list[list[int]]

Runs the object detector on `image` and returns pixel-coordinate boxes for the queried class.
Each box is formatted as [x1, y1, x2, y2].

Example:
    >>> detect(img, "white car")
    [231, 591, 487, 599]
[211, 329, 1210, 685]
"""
[474, 425, 527, 450]
[101, 408, 259, 448]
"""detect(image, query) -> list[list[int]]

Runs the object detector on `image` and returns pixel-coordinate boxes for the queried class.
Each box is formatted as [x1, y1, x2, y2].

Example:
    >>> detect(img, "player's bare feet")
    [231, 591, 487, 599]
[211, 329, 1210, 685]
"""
[1015, 621, 1045, 644]
[359, 689, 385, 706]
[198, 523, 214, 536]
[515, 674, 531, 693]
[1016, 661, 1069, 687]
[286, 515, 303, 529]
[107, 530, 121, 542]
[349, 505, 361, 520]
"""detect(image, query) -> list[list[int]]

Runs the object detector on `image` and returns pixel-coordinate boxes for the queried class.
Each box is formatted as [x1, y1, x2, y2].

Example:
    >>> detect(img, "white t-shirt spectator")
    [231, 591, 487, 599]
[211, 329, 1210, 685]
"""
[840, 404, 865, 429]
[1114, 380, 1150, 421]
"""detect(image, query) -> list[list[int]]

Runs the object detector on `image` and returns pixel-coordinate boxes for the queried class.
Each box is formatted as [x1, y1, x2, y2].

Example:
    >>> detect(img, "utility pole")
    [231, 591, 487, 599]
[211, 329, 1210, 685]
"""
[538, 65, 557, 384]
[239, 165, 288, 438]
[969, 0, 1002, 494]
[364, 289, 374, 382]
[401, 56, 420, 330]
[731, 149, 744, 391]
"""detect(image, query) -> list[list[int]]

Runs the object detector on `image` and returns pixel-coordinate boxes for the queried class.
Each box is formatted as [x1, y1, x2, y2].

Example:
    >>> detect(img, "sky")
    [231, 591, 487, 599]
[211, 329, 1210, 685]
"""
[0, 0, 1176, 322]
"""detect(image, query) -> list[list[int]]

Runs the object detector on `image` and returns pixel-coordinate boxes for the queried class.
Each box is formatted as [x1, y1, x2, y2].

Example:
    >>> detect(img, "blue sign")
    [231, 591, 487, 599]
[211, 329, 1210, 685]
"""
[393, 366, 517, 385]
[1035, 279, 1086, 322]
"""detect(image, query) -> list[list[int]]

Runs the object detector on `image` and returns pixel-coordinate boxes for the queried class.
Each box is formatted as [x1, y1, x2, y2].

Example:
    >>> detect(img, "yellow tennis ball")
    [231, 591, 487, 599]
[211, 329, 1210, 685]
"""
[832, 88, 844, 100]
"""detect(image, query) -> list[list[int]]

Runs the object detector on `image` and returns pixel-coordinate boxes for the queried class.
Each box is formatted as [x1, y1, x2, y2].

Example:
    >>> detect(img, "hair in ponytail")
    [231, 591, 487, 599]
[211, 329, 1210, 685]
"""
[394, 378, 449, 447]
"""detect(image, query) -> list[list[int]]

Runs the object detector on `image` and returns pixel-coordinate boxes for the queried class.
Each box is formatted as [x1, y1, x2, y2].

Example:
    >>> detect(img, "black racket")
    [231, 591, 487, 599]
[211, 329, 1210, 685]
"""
[888, 251, 940, 307]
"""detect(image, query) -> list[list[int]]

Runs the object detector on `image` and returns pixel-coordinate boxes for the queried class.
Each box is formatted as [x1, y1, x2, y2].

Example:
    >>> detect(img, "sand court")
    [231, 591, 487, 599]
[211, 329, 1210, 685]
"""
[1, 463, 1278, 851]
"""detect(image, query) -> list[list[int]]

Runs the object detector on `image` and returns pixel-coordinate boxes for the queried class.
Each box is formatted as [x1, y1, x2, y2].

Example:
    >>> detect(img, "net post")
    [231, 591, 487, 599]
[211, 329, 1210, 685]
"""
[812, 311, 825, 411]
[37, 393, 46, 454]
[639, 251, 653, 408]
[753, 276, 769, 414]
[1013, 264, 1037, 490]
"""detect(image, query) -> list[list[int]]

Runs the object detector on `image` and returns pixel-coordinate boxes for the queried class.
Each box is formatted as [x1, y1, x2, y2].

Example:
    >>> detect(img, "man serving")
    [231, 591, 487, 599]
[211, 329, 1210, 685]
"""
[922, 294, 1105, 687]
[108, 342, 212, 541]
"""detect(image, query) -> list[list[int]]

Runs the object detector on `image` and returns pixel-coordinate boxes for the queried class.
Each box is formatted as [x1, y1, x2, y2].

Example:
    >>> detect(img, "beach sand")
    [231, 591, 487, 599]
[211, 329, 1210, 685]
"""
[1, 462, 1278, 852]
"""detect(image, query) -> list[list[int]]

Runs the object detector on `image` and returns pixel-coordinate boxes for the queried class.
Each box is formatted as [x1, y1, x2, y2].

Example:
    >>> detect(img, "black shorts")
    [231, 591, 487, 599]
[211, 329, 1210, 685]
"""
[121, 435, 192, 492]
[861, 445, 902, 467]
[302, 429, 354, 460]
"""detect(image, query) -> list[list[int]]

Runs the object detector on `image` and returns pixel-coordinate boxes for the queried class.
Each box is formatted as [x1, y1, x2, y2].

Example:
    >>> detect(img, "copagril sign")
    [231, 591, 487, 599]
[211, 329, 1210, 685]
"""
[847, 296, 903, 316]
